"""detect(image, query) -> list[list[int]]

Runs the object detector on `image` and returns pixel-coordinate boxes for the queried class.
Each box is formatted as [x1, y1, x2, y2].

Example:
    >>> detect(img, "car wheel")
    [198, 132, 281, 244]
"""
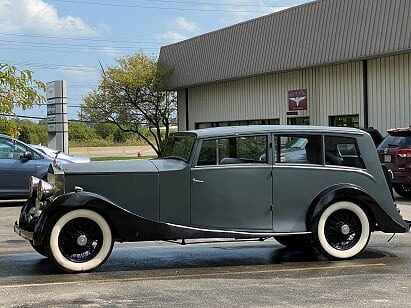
[274, 235, 312, 248]
[45, 209, 113, 273]
[312, 201, 370, 260]
[393, 184, 411, 198]
[30, 241, 48, 257]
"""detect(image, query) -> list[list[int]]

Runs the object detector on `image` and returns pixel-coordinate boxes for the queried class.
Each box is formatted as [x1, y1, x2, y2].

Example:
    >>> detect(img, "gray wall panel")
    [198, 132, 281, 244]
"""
[368, 53, 411, 133]
[180, 62, 364, 129]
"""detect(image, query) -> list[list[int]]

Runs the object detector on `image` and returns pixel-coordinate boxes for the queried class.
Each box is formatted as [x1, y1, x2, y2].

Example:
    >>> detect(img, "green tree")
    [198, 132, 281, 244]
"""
[81, 52, 177, 157]
[0, 63, 45, 137]
[95, 123, 117, 140]
[68, 122, 97, 142]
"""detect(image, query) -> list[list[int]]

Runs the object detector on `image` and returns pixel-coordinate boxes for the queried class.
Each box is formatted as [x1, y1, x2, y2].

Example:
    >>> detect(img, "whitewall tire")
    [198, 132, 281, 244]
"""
[313, 201, 370, 260]
[46, 209, 113, 273]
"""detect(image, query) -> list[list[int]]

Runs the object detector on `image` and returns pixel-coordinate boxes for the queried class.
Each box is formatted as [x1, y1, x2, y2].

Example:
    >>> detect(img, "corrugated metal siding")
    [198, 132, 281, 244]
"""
[185, 62, 363, 129]
[177, 89, 186, 130]
[159, 0, 411, 90]
[368, 53, 411, 133]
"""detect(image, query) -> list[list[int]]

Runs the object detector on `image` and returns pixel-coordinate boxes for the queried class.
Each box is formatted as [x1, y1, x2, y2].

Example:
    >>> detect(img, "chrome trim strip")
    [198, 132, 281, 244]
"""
[193, 164, 271, 170]
[0, 199, 27, 204]
[273, 164, 377, 182]
[166, 222, 311, 237]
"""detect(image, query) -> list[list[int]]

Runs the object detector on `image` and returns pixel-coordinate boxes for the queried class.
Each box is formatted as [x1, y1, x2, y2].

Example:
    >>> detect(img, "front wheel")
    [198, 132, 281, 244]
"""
[312, 201, 370, 260]
[45, 209, 114, 273]
[30, 241, 48, 257]
[393, 184, 411, 198]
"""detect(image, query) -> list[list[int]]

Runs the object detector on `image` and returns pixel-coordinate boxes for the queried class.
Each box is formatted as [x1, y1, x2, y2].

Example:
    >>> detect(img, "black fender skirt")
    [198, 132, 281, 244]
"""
[306, 183, 409, 233]
[33, 191, 284, 244]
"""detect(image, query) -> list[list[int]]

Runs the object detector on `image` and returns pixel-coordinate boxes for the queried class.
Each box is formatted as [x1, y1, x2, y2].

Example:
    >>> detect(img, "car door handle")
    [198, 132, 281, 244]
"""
[192, 178, 204, 183]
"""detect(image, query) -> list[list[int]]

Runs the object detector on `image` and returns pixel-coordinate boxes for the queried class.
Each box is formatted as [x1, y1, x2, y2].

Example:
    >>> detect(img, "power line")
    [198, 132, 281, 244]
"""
[0, 38, 155, 51]
[0, 59, 98, 72]
[49, 0, 274, 13]
[51, 0, 291, 9]
[0, 32, 166, 45]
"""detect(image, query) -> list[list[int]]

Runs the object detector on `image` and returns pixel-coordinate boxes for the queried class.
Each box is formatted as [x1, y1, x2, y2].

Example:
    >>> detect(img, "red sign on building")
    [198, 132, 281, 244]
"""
[288, 89, 307, 111]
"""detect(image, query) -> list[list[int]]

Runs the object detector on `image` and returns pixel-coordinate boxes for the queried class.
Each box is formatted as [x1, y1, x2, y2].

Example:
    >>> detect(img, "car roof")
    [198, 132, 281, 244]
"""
[387, 126, 411, 135]
[182, 125, 364, 139]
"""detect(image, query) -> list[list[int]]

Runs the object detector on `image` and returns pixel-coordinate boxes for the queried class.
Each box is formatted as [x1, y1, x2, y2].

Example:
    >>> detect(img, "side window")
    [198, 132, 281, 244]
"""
[324, 136, 365, 168]
[196, 135, 268, 166]
[197, 140, 217, 165]
[0, 139, 26, 160]
[276, 135, 322, 164]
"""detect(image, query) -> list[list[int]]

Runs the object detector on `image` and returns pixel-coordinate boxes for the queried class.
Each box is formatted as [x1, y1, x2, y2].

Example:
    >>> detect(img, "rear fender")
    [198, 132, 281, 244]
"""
[306, 184, 408, 233]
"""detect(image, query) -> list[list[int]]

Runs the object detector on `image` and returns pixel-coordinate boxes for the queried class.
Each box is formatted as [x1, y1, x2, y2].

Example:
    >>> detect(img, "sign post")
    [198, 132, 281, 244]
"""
[46, 80, 68, 153]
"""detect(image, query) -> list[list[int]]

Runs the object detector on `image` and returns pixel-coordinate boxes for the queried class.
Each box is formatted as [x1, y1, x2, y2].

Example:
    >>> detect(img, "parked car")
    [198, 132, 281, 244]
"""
[377, 126, 411, 197]
[360, 127, 384, 147]
[0, 134, 85, 202]
[31, 144, 90, 164]
[14, 125, 409, 273]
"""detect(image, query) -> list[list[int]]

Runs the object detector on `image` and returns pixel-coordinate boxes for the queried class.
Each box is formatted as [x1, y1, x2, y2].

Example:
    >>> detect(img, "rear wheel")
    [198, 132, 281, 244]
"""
[393, 184, 411, 198]
[313, 201, 370, 260]
[45, 209, 113, 273]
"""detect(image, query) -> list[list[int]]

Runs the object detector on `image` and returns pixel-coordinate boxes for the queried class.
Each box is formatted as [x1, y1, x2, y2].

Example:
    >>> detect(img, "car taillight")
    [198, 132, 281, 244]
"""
[394, 149, 411, 158]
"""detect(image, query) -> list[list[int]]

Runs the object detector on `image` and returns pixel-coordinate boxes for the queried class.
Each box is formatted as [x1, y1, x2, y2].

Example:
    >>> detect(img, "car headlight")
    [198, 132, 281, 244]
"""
[37, 179, 56, 201]
[29, 176, 41, 197]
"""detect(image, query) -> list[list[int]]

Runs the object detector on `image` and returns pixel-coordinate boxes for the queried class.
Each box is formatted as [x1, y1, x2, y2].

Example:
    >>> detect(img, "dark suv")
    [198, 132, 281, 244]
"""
[377, 126, 411, 197]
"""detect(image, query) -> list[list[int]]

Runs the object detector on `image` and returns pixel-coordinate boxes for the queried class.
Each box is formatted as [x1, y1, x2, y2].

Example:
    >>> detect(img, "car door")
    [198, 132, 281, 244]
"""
[190, 134, 273, 231]
[0, 137, 37, 198]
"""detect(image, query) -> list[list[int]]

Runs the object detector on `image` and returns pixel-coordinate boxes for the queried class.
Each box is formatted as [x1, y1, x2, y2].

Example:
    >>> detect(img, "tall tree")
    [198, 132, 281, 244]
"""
[0, 63, 46, 136]
[82, 52, 176, 156]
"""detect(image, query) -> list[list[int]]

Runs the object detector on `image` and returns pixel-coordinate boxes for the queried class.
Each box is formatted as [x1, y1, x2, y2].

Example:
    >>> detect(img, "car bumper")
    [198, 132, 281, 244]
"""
[392, 170, 411, 186]
[14, 221, 34, 241]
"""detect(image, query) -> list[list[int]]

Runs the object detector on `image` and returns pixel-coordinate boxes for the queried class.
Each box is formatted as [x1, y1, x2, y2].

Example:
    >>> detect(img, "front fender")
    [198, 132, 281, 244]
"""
[33, 191, 170, 245]
[306, 183, 409, 233]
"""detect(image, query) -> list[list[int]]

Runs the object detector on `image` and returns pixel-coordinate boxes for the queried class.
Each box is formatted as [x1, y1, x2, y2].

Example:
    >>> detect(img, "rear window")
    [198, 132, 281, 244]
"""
[379, 135, 411, 149]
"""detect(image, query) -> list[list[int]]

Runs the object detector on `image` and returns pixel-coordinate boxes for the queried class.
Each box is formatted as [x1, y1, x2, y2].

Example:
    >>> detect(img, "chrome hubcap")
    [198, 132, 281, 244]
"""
[340, 224, 350, 235]
[77, 234, 88, 246]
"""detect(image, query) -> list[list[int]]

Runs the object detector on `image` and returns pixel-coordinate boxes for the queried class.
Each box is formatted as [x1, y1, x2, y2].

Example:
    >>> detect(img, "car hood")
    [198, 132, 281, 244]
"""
[62, 159, 159, 175]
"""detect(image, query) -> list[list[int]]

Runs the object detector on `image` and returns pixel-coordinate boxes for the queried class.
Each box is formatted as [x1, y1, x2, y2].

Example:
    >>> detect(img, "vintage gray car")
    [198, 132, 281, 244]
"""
[14, 125, 409, 273]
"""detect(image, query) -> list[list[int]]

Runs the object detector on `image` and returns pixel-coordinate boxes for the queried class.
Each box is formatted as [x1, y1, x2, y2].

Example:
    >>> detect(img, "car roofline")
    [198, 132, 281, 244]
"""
[176, 125, 365, 139]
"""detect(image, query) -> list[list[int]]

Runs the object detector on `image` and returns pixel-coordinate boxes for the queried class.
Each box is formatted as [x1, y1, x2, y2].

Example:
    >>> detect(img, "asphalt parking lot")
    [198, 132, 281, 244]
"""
[1, 199, 411, 307]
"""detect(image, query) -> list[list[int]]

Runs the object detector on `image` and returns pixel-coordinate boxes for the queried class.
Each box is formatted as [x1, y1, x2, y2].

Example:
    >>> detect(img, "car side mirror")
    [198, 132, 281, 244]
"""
[21, 151, 33, 160]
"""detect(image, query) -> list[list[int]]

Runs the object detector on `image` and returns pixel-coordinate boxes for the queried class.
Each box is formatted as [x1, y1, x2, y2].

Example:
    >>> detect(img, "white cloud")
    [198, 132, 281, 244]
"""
[159, 16, 198, 43]
[159, 31, 188, 44]
[0, 0, 103, 37]
[176, 17, 197, 33]
[216, 0, 294, 25]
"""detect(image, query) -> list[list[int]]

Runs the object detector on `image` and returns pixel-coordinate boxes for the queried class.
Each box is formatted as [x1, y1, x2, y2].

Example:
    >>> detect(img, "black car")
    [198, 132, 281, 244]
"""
[377, 126, 411, 197]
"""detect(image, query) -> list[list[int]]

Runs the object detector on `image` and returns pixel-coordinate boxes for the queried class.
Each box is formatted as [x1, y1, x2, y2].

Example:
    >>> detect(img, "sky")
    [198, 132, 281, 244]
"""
[0, 0, 311, 121]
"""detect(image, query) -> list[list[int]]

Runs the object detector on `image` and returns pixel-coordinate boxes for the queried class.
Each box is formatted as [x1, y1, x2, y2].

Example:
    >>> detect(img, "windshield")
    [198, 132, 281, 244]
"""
[163, 134, 196, 162]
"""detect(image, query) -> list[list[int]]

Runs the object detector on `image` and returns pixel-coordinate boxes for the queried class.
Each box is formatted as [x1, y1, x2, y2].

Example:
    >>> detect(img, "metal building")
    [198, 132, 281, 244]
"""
[159, 0, 411, 133]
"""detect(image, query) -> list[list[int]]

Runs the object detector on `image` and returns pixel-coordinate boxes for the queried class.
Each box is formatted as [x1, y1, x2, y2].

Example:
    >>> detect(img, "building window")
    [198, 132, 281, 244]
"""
[329, 115, 359, 128]
[195, 118, 280, 129]
[287, 117, 310, 125]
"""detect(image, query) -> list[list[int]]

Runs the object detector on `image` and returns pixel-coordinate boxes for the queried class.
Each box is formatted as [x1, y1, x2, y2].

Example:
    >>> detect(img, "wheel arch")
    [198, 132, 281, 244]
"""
[33, 191, 142, 245]
[306, 184, 378, 232]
